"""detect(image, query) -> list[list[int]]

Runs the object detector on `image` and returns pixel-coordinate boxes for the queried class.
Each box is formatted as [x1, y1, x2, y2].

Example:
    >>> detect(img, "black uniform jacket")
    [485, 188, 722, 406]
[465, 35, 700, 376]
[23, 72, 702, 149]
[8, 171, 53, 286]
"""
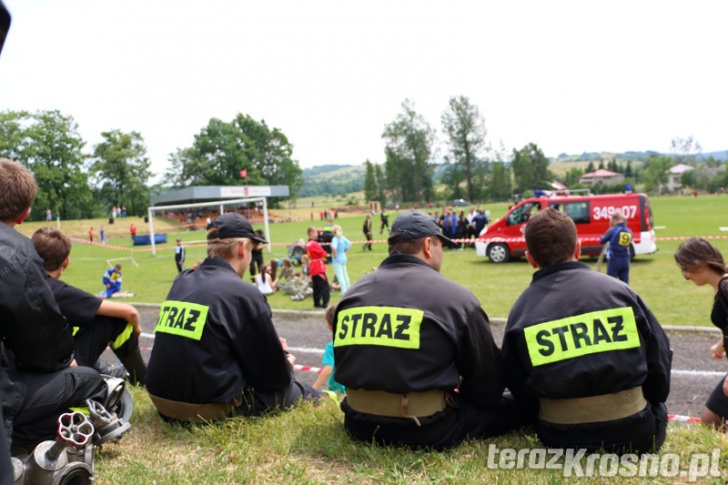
[502, 261, 671, 409]
[0, 224, 73, 372]
[146, 257, 293, 404]
[334, 253, 504, 407]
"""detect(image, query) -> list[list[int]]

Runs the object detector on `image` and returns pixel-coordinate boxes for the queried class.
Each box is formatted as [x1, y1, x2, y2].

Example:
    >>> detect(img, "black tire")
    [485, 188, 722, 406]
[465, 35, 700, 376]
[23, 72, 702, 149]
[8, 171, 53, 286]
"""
[487, 243, 510, 263]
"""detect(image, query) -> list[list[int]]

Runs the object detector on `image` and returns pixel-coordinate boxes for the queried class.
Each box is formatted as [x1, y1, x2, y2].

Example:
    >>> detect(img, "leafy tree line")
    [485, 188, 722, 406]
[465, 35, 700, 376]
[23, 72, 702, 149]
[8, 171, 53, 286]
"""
[0, 110, 304, 220]
[0, 110, 151, 220]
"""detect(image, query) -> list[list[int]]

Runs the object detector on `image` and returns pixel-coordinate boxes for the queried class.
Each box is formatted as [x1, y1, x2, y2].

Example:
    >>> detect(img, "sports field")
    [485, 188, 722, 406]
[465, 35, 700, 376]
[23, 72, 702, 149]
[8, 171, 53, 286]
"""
[17, 194, 728, 327]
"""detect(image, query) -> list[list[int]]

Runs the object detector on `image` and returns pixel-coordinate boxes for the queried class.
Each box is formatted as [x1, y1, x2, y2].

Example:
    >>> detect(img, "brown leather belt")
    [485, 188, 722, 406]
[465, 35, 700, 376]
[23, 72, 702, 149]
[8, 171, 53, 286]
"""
[346, 389, 450, 426]
[148, 393, 243, 423]
[539, 386, 647, 425]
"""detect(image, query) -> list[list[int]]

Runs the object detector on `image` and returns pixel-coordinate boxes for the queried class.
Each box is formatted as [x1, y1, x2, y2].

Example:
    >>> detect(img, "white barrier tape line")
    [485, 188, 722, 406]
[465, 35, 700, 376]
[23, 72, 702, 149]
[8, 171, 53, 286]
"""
[671, 369, 726, 378]
[287, 346, 324, 355]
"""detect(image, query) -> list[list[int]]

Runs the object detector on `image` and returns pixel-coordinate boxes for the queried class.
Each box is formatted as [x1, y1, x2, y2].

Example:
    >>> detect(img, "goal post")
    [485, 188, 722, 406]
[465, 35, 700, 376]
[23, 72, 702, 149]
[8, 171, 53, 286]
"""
[146, 197, 270, 256]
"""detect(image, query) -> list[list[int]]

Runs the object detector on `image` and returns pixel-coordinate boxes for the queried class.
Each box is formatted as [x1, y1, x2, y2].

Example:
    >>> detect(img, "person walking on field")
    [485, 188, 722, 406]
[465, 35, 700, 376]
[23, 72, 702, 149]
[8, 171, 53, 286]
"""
[362, 213, 373, 251]
[599, 211, 632, 284]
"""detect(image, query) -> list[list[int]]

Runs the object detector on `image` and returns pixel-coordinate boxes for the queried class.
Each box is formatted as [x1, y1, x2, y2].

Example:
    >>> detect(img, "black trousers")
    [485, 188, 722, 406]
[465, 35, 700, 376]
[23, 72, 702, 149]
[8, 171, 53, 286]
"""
[341, 394, 529, 450]
[0, 399, 11, 485]
[249, 251, 264, 277]
[237, 380, 324, 416]
[12, 366, 107, 447]
[312, 274, 330, 308]
[73, 315, 140, 368]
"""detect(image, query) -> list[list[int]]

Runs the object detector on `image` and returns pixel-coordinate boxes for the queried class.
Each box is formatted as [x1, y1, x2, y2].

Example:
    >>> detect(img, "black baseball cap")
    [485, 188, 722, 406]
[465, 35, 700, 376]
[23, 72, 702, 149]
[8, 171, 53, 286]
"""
[388, 210, 458, 248]
[207, 213, 267, 243]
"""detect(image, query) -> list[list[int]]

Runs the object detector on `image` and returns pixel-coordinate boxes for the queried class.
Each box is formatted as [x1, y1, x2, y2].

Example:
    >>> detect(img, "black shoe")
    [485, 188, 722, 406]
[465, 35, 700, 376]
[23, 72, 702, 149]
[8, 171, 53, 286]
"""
[95, 360, 128, 379]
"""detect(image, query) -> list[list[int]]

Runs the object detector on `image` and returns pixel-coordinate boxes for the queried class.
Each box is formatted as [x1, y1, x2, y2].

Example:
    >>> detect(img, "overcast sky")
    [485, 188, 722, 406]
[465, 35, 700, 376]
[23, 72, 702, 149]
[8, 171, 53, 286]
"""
[1, 1, 726, 181]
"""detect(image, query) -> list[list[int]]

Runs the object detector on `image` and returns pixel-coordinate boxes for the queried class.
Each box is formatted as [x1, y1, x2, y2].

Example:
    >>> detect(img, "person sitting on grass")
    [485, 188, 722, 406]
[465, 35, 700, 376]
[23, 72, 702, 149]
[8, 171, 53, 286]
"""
[146, 213, 324, 423]
[312, 305, 345, 395]
[675, 237, 728, 429]
[32, 227, 147, 385]
[254, 262, 275, 296]
[501, 208, 671, 454]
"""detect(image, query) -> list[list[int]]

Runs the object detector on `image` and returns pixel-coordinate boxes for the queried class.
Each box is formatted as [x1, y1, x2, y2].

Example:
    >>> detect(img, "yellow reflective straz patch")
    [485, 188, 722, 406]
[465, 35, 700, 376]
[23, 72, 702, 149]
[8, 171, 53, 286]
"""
[335, 306, 424, 349]
[155, 300, 209, 341]
[523, 307, 640, 367]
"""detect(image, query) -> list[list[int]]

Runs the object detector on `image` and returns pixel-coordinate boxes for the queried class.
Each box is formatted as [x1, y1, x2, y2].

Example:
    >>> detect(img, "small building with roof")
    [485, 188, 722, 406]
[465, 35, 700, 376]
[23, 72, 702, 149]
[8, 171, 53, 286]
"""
[578, 169, 625, 186]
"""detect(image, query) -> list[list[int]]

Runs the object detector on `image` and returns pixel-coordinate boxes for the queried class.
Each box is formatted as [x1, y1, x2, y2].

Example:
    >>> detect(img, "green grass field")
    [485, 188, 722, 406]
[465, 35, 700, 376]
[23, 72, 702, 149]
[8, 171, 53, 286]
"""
[17, 194, 728, 326]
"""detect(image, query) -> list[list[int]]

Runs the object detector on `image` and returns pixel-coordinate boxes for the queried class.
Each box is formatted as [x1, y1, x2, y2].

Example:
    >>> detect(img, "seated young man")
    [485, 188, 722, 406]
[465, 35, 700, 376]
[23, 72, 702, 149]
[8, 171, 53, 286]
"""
[146, 213, 323, 423]
[32, 227, 147, 385]
[0, 158, 109, 449]
[501, 208, 672, 453]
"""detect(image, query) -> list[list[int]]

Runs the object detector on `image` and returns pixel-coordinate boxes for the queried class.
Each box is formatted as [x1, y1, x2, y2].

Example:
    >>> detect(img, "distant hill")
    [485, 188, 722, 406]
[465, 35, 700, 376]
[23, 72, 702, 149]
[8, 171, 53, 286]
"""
[553, 150, 728, 163]
[298, 150, 728, 197]
[298, 164, 367, 198]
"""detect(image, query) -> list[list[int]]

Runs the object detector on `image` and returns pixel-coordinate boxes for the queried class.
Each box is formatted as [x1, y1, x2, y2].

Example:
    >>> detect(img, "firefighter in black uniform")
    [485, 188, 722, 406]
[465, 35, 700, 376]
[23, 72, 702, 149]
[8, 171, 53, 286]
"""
[334, 210, 523, 449]
[146, 213, 323, 422]
[501, 208, 671, 453]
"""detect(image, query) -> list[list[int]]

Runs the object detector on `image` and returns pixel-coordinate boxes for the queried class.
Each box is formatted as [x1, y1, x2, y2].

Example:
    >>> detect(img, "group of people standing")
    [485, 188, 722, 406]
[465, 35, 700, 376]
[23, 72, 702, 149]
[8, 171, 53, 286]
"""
[434, 207, 489, 248]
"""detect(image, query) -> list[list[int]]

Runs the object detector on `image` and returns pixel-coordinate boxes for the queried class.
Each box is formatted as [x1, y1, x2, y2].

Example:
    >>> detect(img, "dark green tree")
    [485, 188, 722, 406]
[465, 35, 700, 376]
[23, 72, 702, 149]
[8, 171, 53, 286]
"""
[489, 162, 512, 201]
[564, 167, 585, 186]
[165, 114, 303, 200]
[374, 163, 386, 205]
[585, 161, 595, 174]
[382, 99, 435, 203]
[0, 110, 97, 220]
[624, 161, 634, 178]
[441, 95, 487, 202]
[643, 155, 673, 193]
[511, 143, 552, 193]
[92, 130, 152, 217]
[363, 160, 377, 202]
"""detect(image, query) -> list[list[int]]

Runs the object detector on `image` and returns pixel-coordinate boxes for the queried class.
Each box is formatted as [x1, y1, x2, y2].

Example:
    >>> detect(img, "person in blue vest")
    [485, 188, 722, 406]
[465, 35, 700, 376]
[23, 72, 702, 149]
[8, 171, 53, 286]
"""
[103, 264, 123, 298]
[599, 211, 633, 284]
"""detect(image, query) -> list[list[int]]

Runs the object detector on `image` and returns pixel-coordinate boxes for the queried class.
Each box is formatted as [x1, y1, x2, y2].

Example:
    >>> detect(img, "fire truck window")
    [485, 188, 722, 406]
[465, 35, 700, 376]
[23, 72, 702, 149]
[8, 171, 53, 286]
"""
[564, 202, 589, 224]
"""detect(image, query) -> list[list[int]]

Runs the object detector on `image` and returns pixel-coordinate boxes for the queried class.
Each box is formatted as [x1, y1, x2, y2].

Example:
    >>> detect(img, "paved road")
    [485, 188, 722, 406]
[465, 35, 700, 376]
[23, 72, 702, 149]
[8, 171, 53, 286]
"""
[121, 306, 726, 419]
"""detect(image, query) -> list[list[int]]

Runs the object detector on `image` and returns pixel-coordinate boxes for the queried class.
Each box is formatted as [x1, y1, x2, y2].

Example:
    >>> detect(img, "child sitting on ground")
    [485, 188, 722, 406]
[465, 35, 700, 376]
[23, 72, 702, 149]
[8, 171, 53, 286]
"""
[312, 305, 345, 394]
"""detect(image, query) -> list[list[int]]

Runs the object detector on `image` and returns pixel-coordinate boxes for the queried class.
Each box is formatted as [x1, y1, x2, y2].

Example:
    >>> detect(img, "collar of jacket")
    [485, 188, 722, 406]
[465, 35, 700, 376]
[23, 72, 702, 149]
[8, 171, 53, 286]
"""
[201, 256, 239, 273]
[380, 252, 436, 271]
[532, 260, 590, 283]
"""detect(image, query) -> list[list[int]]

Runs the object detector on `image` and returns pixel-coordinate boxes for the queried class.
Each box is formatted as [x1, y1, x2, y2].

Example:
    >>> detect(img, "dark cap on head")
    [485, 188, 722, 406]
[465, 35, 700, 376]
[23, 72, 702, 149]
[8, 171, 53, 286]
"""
[208, 213, 267, 243]
[388, 210, 458, 248]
